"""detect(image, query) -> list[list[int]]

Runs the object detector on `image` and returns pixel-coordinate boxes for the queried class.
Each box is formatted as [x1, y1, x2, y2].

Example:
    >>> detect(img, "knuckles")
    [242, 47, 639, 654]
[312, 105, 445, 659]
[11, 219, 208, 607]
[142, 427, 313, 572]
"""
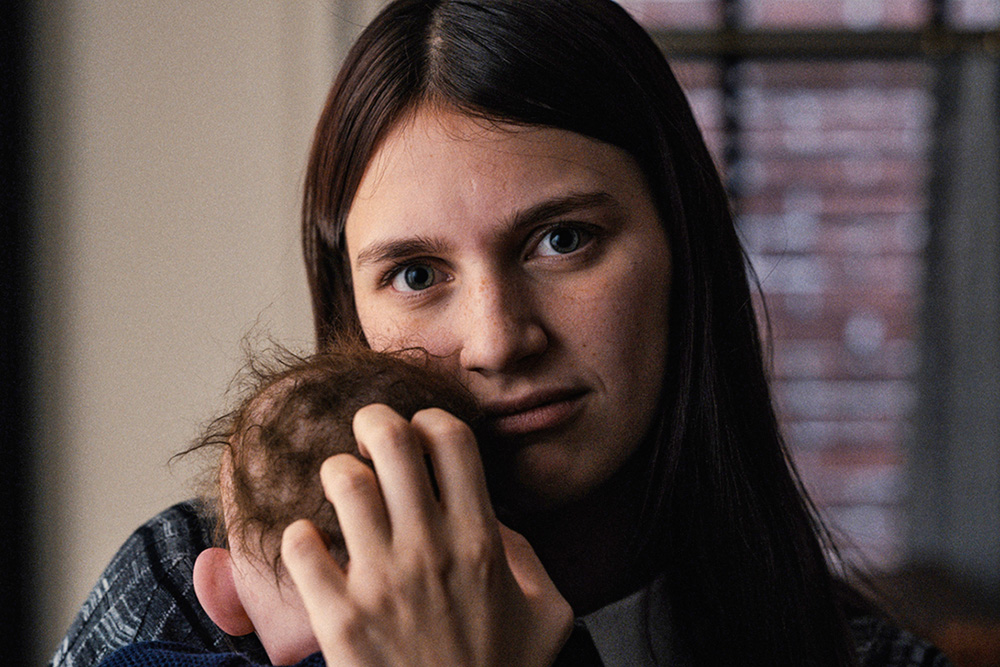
[322, 455, 377, 499]
[324, 604, 376, 650]
[280, 519, 318, 561]
[353, 404, 422, 455]
[396, 538, 455, 582]
[352, 404, 477, 462]
[389, 531, 501, 596]
[455, 535, 500, 584]
[411, 408, 475, 443]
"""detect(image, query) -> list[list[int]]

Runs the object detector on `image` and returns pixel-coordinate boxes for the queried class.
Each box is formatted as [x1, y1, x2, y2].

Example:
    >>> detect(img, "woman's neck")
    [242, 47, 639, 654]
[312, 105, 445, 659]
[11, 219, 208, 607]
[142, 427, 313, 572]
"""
[509, 463, 651, 616]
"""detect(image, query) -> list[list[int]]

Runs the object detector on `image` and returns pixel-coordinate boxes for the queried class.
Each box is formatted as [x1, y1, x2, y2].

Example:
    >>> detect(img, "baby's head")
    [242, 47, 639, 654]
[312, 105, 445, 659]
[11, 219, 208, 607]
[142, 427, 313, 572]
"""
[190, 343, 480, 665]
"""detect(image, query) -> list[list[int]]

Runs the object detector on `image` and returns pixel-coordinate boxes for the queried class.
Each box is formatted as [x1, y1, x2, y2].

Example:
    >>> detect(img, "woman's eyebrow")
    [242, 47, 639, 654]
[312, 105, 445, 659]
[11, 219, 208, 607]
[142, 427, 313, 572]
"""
[504, 191, 618, 233]
[354, 236, 448, 269]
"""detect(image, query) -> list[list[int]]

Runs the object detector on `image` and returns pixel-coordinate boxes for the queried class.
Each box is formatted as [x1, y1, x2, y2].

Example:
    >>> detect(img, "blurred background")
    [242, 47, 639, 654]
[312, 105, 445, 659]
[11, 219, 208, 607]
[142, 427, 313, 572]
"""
[3, 0, 999, 664]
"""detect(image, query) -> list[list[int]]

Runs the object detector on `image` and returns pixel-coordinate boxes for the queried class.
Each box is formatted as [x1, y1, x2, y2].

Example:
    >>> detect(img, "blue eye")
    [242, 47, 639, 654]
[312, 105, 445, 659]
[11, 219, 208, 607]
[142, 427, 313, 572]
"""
[391, 263, 437, 292]
[538, 226, 587, 256]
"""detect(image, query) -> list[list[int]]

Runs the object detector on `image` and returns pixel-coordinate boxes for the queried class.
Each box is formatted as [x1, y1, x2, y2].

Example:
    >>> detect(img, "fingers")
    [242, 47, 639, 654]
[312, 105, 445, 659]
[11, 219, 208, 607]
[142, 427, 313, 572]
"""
[282, 519, 348, 619]
[352, 404, 439, 540]
[349, 403, 497, 554]
[320, 454, 391, 558]
[409, 408, 495, 528]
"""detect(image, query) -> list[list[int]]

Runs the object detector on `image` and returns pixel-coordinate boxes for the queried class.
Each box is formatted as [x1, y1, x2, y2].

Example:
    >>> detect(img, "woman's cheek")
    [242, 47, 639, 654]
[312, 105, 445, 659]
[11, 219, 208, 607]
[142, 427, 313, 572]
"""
[358, 304, 408, 352]
[605, 257, 670, 381]
[362, 308, 458, 360]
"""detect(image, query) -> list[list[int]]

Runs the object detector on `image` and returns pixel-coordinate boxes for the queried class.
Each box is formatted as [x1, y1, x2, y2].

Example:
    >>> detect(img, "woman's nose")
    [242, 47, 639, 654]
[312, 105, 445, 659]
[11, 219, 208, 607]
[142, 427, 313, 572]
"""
[457, 274, 548, 375]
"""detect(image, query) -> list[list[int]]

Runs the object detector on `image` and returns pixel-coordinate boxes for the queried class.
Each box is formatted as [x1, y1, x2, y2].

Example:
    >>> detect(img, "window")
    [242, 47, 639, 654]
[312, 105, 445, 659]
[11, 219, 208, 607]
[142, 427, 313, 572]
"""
[620, 0, 999, 574]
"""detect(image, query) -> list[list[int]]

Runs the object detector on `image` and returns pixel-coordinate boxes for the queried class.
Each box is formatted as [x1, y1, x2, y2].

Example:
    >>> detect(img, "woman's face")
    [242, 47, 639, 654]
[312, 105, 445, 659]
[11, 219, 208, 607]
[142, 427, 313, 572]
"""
[345, 107, 671, 511]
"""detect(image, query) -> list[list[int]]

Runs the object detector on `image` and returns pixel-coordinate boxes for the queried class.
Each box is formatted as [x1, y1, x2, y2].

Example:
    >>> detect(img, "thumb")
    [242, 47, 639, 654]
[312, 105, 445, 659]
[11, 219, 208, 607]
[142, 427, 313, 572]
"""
[497, 522, 565, 604]
[498, 522, 574, 665]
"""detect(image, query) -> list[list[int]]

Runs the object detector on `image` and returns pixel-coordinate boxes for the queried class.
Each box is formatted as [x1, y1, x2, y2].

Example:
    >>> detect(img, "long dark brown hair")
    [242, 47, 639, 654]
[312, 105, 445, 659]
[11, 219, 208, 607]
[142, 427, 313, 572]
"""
[302, 1, 855, 664]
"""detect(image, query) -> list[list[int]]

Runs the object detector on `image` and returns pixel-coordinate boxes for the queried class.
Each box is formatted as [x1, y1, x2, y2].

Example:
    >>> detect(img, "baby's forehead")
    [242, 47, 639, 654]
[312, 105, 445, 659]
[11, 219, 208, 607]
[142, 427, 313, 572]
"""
[216, 455, 280, 563]
[235, 371, 342, 450]
[220, 370, 353, 540]
[242, 374, 305, 423]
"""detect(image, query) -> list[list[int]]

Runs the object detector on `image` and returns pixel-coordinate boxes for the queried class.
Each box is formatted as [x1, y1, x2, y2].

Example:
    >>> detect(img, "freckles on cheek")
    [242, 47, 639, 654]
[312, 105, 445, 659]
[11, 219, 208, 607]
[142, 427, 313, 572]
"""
[612, 268, 669, 359]
[356, 305, 415, 353]
[360, 310, 458, 360]
[357, 312, 403, 352]
[565, 280, 632, 368]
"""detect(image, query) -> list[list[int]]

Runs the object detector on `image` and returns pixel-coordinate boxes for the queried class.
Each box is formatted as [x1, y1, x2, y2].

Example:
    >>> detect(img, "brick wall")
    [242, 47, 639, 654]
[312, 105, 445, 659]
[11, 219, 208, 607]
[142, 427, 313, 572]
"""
[620, 0, 997, 573]
[740, 61, 929, 568]
[613, 0, 953, 569]
[670, 58, 932, 569]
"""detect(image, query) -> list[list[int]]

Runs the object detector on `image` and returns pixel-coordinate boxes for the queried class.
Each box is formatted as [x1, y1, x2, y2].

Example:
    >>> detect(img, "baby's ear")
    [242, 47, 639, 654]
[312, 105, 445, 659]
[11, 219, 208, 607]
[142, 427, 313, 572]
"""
[193, 547, 255, 636]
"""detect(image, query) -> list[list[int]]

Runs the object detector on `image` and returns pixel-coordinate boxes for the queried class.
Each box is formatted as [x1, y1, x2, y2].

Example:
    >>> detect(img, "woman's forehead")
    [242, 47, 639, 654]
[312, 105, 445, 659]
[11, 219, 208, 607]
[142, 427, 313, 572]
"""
[346, 106, 646, 245]
[362, 110, 611, 187]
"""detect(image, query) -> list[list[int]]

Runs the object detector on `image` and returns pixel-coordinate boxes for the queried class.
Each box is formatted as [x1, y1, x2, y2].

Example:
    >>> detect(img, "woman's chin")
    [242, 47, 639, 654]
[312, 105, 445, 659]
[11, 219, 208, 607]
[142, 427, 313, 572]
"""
[488, 448, 597, 518]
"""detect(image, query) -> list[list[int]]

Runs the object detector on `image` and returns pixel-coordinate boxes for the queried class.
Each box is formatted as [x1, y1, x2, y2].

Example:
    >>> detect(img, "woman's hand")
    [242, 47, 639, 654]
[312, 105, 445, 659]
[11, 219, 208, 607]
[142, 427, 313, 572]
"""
[281, 404, 574, 667]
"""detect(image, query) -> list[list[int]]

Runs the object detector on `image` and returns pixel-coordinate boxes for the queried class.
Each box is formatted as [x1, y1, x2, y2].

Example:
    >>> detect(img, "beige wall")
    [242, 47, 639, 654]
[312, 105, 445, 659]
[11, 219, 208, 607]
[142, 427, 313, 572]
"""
[30, 1, 386, 661]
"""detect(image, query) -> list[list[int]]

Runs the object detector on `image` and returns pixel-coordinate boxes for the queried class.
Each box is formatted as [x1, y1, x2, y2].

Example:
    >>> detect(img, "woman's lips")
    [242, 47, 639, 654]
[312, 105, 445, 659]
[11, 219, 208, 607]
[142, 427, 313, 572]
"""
[483, 390, 587, 436]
